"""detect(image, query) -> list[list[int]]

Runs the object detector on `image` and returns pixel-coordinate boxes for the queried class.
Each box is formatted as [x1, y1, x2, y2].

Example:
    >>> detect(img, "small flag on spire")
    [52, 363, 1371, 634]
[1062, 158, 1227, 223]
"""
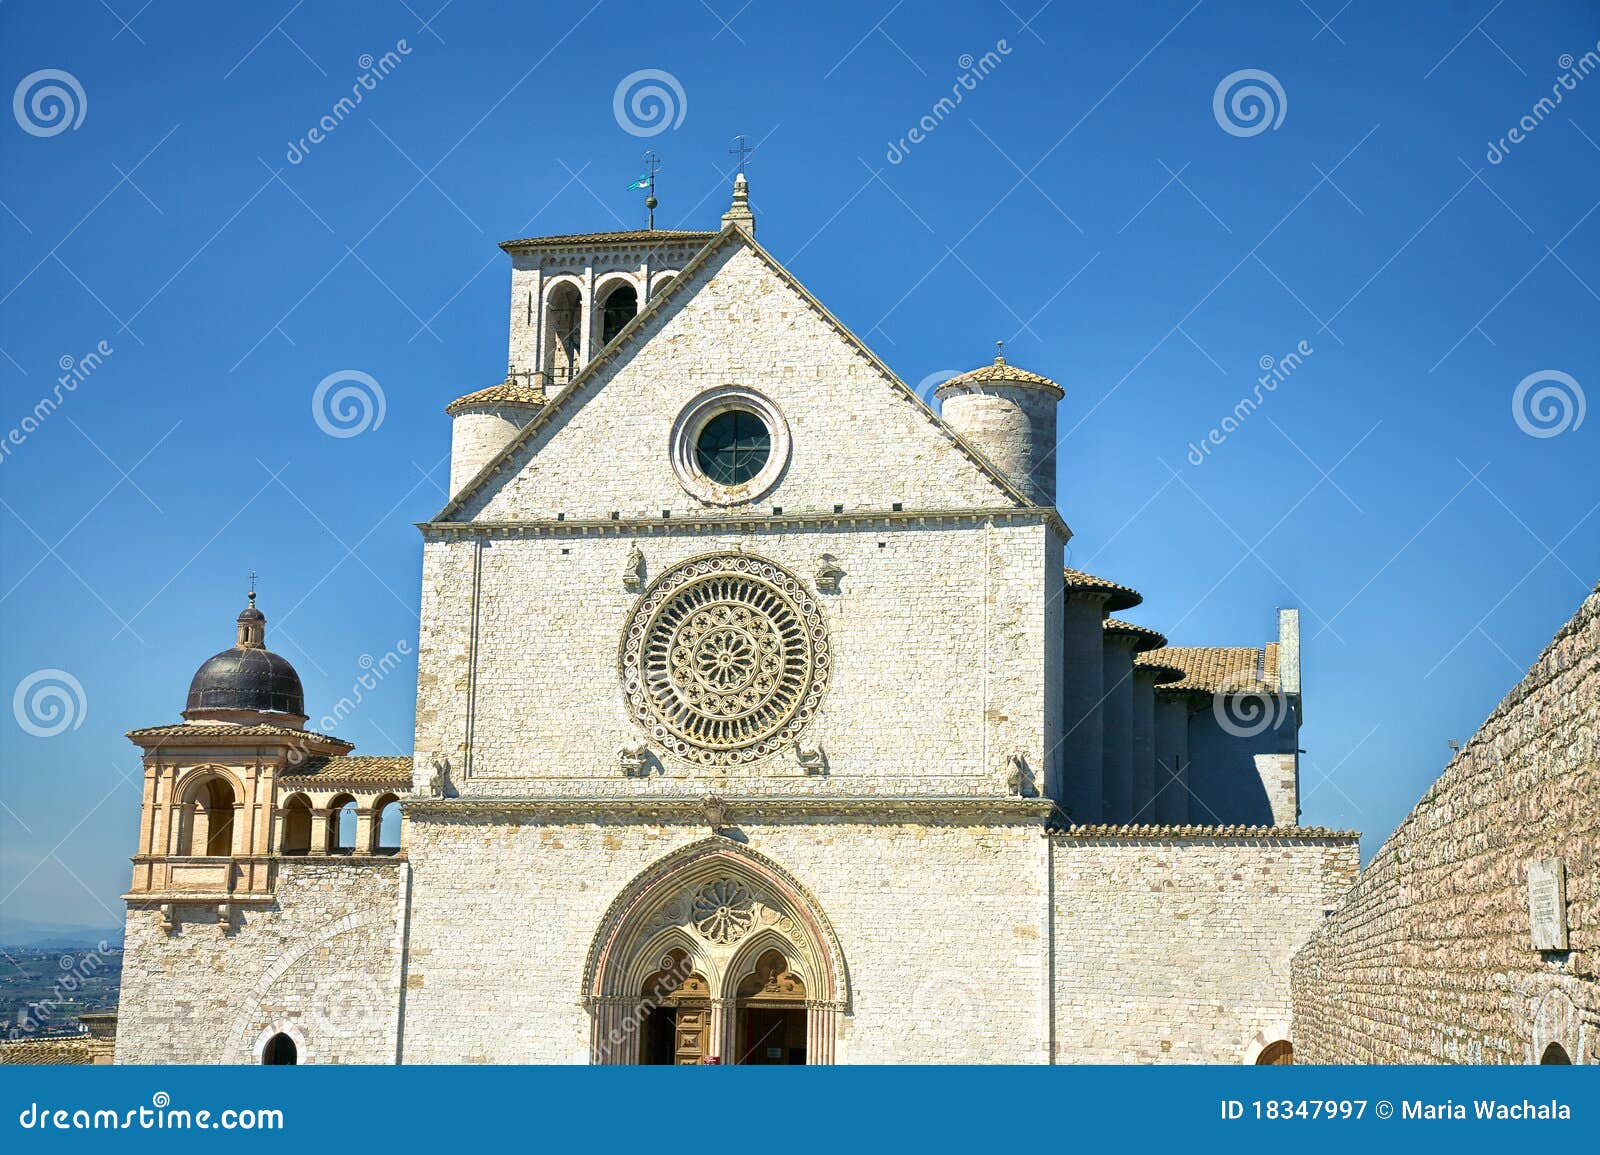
[626, 174, 650, 191]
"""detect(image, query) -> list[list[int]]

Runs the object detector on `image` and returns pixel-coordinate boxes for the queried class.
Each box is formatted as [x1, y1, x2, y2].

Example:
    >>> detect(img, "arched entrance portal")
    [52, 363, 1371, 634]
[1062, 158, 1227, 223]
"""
[583, 839, 848, 1065]
[1540, 1042, 1572, 1065]
[1255, 1039, 1293, 1065]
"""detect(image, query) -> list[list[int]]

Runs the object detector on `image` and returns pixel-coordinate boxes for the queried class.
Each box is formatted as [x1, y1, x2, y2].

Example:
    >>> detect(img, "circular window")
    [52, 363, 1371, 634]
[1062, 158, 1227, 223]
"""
[621, 553, 829, 765]
[694, 410, 771, 486]
[670, 387, 790, 505]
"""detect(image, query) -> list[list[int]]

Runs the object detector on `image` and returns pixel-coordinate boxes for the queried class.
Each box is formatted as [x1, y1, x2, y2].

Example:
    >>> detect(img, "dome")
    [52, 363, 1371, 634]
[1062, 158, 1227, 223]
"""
[182, 592, 307, 724]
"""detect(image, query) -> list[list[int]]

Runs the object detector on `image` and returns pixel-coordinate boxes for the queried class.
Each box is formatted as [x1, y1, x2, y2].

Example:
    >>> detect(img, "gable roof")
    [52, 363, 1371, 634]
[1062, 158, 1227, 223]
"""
[1140, 643, 1282, 694]
[431, 225, 1041, 523]
[499, 228, 716, 252]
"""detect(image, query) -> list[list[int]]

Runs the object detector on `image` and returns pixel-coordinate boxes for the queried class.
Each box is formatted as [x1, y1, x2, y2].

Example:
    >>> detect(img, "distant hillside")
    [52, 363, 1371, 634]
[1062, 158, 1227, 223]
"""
[0, 916, 124, 949]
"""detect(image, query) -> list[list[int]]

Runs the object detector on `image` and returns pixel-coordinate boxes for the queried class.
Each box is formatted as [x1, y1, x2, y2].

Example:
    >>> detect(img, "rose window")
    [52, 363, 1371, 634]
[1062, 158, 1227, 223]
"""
[691, 878, 756, 944]
[621, 554, 829, 764]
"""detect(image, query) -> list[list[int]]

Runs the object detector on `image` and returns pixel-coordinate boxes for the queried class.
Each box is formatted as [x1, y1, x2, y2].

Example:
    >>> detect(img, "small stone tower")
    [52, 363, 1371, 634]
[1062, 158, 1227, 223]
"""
[446, 379, 547, 497]
[934, 347, 1062, 507]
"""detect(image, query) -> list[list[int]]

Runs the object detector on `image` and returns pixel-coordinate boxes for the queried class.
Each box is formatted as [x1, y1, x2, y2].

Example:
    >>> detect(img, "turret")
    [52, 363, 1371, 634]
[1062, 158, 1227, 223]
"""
[445, 378, 548, 497]
[934, 345, 1062, 507]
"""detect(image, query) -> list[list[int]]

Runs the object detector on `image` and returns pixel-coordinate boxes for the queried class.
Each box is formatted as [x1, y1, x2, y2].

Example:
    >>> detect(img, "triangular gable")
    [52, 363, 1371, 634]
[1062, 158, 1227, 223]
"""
[433, 225, 1034, 523]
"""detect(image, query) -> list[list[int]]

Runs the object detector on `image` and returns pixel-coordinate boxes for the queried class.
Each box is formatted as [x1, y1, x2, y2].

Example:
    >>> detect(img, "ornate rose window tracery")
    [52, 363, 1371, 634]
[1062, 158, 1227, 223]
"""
[621, 554, 829, 765]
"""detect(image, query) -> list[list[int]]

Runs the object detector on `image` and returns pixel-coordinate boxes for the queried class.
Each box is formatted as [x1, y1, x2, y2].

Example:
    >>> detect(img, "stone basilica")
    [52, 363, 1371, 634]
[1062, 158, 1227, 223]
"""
[113, 177, 1358, 1065]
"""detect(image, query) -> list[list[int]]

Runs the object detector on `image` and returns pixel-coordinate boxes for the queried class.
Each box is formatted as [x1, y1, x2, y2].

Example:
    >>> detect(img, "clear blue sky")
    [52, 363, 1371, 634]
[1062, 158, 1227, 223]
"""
[1, 2, 1596, 928]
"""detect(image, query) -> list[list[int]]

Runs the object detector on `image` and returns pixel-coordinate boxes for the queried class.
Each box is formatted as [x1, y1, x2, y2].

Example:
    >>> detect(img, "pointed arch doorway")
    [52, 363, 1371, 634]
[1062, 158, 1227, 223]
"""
[583, 839, 848, 1065]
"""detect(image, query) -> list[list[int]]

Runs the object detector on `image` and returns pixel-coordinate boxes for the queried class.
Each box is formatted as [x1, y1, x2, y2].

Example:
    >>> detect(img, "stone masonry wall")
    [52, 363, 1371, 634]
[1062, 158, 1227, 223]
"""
[1052, 833, 1358, 1063]
[1291, 585, 1599, 1064]
[399, 817, 1048, 1063]
[115, 860, 405, 1064]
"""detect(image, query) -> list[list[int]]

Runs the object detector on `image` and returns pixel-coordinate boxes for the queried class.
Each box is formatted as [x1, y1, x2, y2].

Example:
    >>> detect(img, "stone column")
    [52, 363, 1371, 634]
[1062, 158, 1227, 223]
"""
[1130, 667, 1159, 822]
[1060, 595, 1106, 823]
[312, 808, 331, 854]
[1153, 690, 1191, 824]
[1100, 634, 1137, 823]
[355, 807, 374, 854]
[710, 998, 736, 1064]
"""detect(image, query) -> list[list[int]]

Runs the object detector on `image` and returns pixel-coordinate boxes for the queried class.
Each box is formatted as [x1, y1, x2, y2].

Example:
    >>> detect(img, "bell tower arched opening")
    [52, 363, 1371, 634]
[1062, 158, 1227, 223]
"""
[542, 282, 583, 385]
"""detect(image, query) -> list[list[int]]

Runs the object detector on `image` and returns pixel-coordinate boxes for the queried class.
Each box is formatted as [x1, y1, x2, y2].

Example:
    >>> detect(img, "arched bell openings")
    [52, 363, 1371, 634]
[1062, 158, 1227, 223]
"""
[279, 793, 313, 855]
[595, 277, 639, 348]
[176, 771, 241, 857]
[583, 839, 847, 1065]
[542, 280, 584, 384]
[371, 794, 402, 855]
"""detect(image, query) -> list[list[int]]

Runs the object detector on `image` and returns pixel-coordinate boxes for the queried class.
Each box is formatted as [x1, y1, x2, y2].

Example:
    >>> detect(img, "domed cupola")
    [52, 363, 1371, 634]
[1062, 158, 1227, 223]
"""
[934, 343, 1063, 507]
[182, 591, 307, 726]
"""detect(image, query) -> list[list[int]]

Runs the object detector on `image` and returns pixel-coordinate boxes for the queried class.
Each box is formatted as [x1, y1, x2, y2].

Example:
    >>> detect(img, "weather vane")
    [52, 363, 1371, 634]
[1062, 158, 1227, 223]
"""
[729, 134, 752, 177]
[628, 151, 663, 229]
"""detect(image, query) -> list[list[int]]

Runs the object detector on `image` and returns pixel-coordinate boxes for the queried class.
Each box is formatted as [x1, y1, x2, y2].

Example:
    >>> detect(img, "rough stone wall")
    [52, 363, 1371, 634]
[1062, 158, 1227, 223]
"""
[1052, 834, 1358, 1063]
[1292, 585, 1599, 1064]
[399, 817, 1048, 1063]
[458, 242, 1020, 524]
[414, 522, 1054, 794]
[449, 405, 534, 497]
[114, 861, 406, 1064]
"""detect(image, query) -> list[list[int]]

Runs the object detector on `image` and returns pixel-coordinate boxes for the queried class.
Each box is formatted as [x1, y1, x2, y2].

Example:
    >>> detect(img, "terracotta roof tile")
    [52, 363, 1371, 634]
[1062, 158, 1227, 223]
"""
[445, 381, 548, 415]
[936, 355, 1062, 395]
[285, 755, 413, 787]
[126, 722, 353, 752]
[1062, 567, 1142, 611]
[499, 229, 716, 251]
[1103, 617, 1167, 652]
[1141, 645, 1283, 694]
[1048, 822, 1355, 840]
[0, 1035, 115, 1065]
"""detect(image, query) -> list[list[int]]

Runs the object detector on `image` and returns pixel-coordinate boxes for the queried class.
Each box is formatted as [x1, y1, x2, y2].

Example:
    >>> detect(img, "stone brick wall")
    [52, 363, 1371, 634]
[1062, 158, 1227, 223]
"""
[1291, 584, 1599, 1064]
[399, 816, 1049, 1063]
[1051, 831, 1358, 1063]
[114, 860, 405, 1064]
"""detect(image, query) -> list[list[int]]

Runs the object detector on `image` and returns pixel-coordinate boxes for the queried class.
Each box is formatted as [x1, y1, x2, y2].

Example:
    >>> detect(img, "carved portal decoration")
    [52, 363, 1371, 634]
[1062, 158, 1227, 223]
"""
[691, 878, 756, 944]
[621, 553, 830, 765]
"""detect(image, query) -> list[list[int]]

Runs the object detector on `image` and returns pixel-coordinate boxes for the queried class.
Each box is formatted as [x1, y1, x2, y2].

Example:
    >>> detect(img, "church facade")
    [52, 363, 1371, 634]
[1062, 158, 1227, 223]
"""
[114, 178, 1358, 1065]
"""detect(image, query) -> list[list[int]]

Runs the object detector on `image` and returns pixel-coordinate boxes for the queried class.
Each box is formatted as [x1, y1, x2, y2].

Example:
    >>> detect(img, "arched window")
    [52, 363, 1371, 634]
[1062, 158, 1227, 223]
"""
[178, 776, 236, 857]
[372, 795, 402, 855]
[1255, 1040, 1294, 1065]
[327, 795, 358, 855]
[543, 283, 583, 383]
[733, 948, 807, 1065]
[1540, 1042, 1572, 1065]
[261, 1032, 297, 1065]
[279, 794, 312, 856]
[599, 282, 638, 346]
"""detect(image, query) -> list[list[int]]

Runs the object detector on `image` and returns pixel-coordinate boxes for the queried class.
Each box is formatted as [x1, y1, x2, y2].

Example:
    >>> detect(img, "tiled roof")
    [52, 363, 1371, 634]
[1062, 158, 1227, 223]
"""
[499, 228, 716, 251]
[285, 755, 413, 786]
[1062, 567, 1142, 611]
[445, 381, 548, 415]
[937, 354, 1062, 395]
[0, 1034, 115, 1065]
[1142, 643, 1282, 694]
[126, 722, 353, 752]
[1103, 617, 1167, 652]
[1048, 822, 1355, 840]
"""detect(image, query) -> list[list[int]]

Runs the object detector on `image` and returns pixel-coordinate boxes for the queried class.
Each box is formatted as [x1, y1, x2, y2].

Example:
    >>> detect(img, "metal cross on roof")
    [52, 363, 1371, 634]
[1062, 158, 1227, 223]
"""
[729, 134, 752, 176]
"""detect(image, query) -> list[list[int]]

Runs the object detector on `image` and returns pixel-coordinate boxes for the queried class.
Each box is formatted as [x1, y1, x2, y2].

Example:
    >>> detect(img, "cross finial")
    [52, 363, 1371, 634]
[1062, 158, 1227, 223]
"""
[248, 570, 258, 596]
[641, 150, 663, 229]
[729, 134, 752, 177]
[995, 340, 1005, 365]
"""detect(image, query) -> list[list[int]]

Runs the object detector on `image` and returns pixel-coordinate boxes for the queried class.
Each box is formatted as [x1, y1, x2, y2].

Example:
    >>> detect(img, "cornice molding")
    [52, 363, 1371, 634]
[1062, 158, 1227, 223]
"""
[405, 793, 1057, 826]
[418, 505, 1069, 540]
